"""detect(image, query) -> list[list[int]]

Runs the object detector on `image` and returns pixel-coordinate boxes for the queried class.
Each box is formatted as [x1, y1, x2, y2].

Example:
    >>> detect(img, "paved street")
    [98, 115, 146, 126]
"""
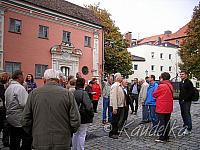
[0, 100, 200, 150]
[85, 100, 200, 150]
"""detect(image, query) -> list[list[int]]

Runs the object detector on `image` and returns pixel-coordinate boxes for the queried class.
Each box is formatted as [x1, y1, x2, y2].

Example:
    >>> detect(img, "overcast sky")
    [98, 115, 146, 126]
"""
[67, 0, 199, 39]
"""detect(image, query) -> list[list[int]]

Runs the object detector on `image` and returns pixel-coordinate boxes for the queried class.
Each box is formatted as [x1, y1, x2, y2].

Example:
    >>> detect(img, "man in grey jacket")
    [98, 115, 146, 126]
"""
[22, 69, 81, 150]
[5, 70, 32, 150]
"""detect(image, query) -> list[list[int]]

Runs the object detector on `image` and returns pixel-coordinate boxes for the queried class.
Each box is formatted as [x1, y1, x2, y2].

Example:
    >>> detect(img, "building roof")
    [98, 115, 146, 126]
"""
[137, 24, 188, 45]
[20, 0, 102, 26]
[132, 55, 145, 61]
[164, 24, 188, 41]
[137, 34, 171, 45]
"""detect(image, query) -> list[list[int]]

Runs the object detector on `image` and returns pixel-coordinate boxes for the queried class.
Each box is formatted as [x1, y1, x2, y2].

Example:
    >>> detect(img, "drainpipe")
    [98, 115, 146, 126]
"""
[102, 31, 105, 85]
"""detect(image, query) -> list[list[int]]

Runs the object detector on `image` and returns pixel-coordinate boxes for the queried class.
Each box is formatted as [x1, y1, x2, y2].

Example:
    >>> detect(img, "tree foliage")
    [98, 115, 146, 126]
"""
[87, 4, 133, 78]
[179, 2, 200, 79]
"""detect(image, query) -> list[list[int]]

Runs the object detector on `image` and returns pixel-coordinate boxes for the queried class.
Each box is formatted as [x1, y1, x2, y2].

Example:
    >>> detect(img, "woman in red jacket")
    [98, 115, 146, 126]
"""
[91, 78, 101, 113]
[153, 72, 173, 142]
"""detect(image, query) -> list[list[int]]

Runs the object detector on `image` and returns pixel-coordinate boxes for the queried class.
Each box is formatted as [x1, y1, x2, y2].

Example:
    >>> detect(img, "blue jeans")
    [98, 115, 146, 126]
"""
[102, 97, 112, 122]
[179, 100, 192, 131]
[142, 105, 151, 121]
[148, 105, 158, 127]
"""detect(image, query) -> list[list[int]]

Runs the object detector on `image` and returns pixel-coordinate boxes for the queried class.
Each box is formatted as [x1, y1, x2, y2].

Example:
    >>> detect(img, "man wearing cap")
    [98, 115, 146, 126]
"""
[22, 69, 81, 150]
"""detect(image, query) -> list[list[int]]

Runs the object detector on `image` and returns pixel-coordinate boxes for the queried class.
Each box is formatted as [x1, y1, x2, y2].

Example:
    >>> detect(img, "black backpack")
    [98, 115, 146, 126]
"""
[192, 87, 199, 101]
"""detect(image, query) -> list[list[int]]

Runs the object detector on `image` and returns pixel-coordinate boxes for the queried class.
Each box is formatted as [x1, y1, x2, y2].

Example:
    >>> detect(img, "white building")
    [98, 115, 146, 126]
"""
[128, 44, 181, 81]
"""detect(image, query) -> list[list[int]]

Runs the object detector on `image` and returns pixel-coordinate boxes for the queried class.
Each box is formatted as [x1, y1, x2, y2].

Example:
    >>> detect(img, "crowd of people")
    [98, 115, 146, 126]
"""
[0, 69, 195, 149]
[105, 71, 195, 143]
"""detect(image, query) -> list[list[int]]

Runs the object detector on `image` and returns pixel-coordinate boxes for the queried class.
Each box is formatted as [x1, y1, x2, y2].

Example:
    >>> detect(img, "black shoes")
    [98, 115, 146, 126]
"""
[139, 120, 151, 124]
[102, 120, 106, 124]
[131, 111, 137, 115]
[109, 134, 119, 139]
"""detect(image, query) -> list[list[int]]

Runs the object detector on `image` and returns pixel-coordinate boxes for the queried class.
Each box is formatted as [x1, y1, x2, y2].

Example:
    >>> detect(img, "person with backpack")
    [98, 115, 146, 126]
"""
[72, 78, 94, 150]
[179, 70, 194, 135]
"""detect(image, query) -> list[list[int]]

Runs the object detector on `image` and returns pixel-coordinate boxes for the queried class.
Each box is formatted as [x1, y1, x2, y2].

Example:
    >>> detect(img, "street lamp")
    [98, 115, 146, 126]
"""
[145, 70, 148, 77]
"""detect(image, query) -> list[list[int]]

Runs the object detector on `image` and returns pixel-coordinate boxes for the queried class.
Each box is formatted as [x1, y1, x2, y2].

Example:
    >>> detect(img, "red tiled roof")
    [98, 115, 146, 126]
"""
[137, 34, 171, 45]
[137, 24, 188, 45]
[164, 24, 188, 41]
[18, 0, 102, 26]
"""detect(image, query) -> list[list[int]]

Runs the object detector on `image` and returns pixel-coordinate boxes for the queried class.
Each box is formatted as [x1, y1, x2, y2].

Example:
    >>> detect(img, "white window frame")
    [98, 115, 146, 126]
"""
[169, 54, 172, 59]
[134, 64, 138, 70]
[151, 52, 155, 59]
[160, 66, 163, 71]
[5, 61, 21, 74]
[169, 66, 172, 72]
[35, 64, 48, 78]
[160, 53, 163, 59]
[9, 18, 22, 33]
[62, 31, 71, 43]
[151, 65, 155, 71]
[84, 36, 91, 47]
[39, 25, 49, 39]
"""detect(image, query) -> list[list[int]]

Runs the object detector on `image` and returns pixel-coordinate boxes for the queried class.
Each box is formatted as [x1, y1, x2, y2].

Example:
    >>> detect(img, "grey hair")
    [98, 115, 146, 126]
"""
[139, 78, 145, 82]
[43, 69, 59, 80]
[114, 73, 121, 80]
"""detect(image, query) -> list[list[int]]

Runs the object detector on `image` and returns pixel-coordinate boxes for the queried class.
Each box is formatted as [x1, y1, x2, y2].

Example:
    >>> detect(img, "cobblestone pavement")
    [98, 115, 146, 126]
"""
[1, 100, 200, 150]
[85, 100, 200, 150]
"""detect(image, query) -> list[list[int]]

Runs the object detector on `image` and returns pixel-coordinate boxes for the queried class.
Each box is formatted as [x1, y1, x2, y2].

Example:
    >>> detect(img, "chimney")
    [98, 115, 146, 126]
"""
[125, 32, 132, 48]
[157, 37, 161, 45]
[164, 30, 172, 34]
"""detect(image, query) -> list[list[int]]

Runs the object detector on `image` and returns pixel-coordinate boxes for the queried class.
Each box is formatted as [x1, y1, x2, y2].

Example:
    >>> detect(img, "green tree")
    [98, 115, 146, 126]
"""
[179, 2, 200, 79]
[87, 5, 133, 78]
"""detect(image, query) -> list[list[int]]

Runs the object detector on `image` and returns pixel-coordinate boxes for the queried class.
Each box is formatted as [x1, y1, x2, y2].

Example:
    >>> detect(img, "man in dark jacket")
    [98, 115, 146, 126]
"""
[119, 79, 131, 129]
[130, 78, 141, 115]
[179, 70, 194, 135]
[22, 69, 81, 150]
[85, 80, 94, 100]
[72, 78, 94, 150]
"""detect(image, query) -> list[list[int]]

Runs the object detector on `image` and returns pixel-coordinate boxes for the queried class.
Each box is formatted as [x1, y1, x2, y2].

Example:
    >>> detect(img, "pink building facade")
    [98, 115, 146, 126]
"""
[0, 0, 103, 86]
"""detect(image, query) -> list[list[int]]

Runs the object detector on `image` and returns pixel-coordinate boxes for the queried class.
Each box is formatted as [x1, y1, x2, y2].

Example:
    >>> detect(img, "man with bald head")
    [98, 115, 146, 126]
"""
[22, 69, 80, 150]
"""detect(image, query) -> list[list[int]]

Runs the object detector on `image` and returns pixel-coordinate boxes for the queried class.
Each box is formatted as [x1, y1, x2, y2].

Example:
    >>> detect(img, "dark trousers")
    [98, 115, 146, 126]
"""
[142, 105, 151, 121]
[130, 94, 139, 112]
[92, 101, 98, 112]
[118, 106, 129, 130]
[2, 120, 10, 146]
[157, 113, 171, 141]
[109, 107, 124, 135]
[179, 100, 192, 131]
[10, 125, 32, 150]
